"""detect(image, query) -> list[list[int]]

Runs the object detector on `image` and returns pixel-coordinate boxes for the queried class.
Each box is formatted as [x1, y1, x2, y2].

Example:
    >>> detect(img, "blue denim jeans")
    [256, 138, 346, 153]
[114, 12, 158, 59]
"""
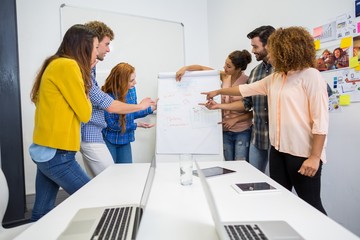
[104, 138, 133, 164]
[222, 127, 251, 161]
[248, 143, 270, 173]
[31, 150, 90, 221]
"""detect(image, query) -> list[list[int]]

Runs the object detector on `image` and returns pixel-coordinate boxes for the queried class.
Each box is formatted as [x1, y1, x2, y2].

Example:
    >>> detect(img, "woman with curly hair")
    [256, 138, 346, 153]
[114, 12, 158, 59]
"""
[202, 26, 328, 214]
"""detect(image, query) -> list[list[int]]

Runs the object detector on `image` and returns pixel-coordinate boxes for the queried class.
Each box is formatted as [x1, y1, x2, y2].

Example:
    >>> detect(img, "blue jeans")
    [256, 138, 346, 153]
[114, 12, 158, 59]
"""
[104, 138, 133, 164]
[222, 127, 251, 161]
[31, 150, 90, 221]
[248, 143, 270, 173]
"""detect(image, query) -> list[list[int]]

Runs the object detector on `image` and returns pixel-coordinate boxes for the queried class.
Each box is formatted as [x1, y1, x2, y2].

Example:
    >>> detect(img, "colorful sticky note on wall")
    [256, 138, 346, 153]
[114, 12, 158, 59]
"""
[313, 26, 323, 38]
[339, 94, 351, 106]
[358, 22, 360, 33]
[314, 39, 320, 50]
[349, 56, 360, 68]
[340, 36, 352, 49]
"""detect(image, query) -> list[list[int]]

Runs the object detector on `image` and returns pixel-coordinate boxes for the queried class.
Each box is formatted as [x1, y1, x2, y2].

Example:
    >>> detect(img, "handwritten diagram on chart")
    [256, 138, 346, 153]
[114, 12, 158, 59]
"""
[332, 68, 360, 102]
[156, 71, 222, 154]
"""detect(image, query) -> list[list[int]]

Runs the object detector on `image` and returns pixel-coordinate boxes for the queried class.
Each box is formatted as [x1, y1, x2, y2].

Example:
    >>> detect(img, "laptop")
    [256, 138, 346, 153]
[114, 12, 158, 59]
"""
[195, 161, 304, 240]
[58, 159, 156, 240]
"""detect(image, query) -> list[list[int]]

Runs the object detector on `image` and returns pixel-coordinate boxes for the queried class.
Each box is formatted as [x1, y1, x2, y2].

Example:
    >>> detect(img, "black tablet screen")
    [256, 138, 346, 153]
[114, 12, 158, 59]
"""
[193, 166, 235, 177]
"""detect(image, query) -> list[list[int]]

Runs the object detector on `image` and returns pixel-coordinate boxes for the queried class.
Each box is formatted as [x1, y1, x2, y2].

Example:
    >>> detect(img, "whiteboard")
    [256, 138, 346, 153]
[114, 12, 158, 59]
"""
[60, 5, 185, 163]
[156, 70, 223, 155]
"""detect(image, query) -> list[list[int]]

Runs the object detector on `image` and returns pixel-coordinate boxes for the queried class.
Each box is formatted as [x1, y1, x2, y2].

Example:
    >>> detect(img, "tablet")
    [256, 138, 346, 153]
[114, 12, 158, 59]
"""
[193, 166, 235, 178]
[231, 182, 280, 193]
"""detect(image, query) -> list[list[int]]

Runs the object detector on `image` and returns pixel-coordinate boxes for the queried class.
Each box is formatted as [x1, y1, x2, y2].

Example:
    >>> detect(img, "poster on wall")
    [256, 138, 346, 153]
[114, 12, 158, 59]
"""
[316, 45, 350, 72]
[331, 69, 360, 102]
[329, 94, 341, 112]
[314, 10, 360, 112]
[313, 12, 356, 42]
[313, 22, 336, 43]
[336, 12, 356, 38]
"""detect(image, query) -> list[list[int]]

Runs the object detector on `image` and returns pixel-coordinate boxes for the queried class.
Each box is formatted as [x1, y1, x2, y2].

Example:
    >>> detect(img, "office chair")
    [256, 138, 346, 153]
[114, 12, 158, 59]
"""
[0, 168, 32, 240]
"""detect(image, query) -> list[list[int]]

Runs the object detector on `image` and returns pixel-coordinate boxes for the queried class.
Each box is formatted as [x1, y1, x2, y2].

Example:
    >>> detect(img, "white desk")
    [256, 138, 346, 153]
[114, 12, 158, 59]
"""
[15, 163, 150, 240]
[15, 161, 359, 240]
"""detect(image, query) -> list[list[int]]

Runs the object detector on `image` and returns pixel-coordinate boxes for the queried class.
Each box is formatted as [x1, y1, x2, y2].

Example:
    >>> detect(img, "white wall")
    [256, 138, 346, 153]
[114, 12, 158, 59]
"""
[16, 0, 209, 194]
[207, 0, 360, 237]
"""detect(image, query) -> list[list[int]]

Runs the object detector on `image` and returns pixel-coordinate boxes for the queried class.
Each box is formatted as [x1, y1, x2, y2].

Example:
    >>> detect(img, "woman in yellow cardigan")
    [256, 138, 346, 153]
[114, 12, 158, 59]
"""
[29, 24, 98, 221]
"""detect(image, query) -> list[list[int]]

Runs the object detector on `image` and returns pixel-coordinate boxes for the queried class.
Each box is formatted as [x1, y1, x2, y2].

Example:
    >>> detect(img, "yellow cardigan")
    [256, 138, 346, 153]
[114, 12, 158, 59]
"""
[33, 58, 92, 151]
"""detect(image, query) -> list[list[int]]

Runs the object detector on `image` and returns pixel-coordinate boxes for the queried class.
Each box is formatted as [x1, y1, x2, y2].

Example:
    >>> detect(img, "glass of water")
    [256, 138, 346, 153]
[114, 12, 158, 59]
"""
[179, 154, 193, 186]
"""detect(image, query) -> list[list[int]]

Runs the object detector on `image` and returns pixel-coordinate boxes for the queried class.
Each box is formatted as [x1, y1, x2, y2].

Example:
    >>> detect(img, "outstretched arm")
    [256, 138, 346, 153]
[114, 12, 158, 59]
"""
[202, 85, 242, 100]
[200, 100, 246, 112]
[176, 65, 213, 81]
[107, 98, 156, 114]
[137, 122, 155, 129]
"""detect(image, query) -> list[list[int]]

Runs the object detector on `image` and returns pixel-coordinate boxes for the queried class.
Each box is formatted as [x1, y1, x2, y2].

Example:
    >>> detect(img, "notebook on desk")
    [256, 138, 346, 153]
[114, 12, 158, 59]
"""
[58, 159, 156, 240]
[195, 161, 304, 240]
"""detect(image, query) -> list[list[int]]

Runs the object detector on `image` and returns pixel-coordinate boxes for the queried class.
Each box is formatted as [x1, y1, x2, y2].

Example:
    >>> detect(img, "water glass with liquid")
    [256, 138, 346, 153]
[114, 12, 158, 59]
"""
[179, 154, 193, 186]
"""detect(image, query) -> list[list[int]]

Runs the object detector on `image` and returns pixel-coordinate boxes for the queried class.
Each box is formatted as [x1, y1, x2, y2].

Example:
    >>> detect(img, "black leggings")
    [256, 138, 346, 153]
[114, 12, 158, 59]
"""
[269, 146, 327, 215]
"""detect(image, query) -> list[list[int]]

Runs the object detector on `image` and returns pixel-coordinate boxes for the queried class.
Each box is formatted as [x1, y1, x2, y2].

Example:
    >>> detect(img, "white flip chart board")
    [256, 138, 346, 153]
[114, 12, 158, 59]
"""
[156, 70, 223, 155]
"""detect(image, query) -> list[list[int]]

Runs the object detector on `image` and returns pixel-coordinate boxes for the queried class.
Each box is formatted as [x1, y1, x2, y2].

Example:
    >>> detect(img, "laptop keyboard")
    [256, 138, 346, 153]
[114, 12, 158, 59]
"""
[225, 224, 268, 240]
[91, 207, 133, 240]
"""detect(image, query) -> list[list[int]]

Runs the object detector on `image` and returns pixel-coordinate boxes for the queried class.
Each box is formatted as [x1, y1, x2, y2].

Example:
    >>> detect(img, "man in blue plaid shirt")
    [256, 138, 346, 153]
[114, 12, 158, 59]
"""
[81, 21, 155, 177]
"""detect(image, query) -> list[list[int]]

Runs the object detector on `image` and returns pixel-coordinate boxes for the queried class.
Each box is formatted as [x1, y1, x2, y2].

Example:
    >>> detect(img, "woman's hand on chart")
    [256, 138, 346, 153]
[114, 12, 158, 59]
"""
[175, 67, 187, 81]
[151, 98, 159, 111]
[139, 97, 155, 110]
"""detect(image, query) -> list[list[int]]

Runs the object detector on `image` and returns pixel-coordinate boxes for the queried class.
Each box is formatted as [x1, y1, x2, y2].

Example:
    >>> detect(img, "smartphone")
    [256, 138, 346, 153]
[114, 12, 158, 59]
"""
[232, 182, 280, 193]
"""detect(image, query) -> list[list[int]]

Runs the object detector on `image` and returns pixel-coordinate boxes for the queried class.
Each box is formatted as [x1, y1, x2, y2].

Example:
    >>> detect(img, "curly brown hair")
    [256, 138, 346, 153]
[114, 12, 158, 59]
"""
[85, 20, 114, 42]
[267, 26, 316, 73]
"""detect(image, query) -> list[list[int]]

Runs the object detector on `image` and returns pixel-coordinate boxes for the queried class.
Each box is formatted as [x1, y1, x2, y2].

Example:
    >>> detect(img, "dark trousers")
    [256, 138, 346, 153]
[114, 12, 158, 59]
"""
[269, 146, 327, 215]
